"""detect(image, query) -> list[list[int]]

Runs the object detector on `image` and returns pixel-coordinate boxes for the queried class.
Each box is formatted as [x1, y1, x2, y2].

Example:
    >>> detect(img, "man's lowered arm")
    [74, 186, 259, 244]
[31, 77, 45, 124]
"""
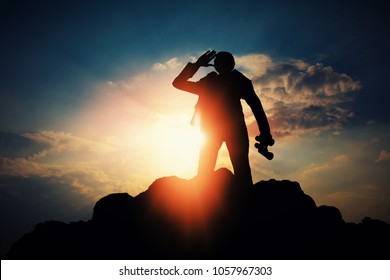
[245, 83, 272, 138]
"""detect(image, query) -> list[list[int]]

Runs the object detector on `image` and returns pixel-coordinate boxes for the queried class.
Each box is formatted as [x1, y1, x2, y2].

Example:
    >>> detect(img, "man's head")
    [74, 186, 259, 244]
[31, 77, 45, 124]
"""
[214, 51, 235, 74]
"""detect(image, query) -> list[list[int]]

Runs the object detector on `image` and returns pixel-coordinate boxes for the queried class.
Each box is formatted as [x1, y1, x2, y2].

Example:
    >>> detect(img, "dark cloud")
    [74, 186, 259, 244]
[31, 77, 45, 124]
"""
[0, 132, 47, 158]
[247, 58, 362, 136]
[294, 64, 361, 99]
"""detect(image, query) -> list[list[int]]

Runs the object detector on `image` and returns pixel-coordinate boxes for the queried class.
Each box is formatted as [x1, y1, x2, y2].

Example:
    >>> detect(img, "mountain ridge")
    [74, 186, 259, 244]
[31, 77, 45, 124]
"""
[4, 168, 390, 259]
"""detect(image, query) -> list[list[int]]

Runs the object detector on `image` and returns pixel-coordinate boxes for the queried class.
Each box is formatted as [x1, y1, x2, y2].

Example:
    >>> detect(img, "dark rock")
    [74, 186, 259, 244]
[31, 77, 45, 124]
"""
[92, 193, 134, 225]
[317, 205, 345, 225]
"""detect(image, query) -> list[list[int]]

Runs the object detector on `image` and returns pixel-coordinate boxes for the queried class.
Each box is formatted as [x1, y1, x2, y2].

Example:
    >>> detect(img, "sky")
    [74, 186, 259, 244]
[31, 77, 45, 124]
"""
[1, 0, 389, 255]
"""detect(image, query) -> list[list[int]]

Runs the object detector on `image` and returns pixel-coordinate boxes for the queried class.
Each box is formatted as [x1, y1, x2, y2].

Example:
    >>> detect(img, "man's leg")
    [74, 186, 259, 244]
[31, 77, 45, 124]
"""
[198, 136, 222, 178]
[226, 133, 253, 187]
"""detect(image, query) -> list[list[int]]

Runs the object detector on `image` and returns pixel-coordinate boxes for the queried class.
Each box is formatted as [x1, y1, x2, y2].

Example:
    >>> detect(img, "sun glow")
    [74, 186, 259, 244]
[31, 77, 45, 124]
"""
[148, 168, 230, 234]
[67, 63, 211, 193]
[140, 117, 205, 178]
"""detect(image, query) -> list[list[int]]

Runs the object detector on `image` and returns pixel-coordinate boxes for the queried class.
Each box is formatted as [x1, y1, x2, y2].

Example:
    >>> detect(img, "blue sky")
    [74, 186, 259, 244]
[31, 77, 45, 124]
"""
[1, 0, 389, 255]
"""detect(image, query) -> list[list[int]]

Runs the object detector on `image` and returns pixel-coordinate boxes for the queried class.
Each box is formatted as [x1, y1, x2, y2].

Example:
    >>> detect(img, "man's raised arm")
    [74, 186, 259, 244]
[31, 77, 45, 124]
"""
[172, 50, 216, 93]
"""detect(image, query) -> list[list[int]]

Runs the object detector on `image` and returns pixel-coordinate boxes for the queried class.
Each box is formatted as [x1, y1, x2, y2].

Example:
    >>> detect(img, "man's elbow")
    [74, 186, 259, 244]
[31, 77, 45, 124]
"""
[172, 79, 178, 88]
[172, 78, 182, 89]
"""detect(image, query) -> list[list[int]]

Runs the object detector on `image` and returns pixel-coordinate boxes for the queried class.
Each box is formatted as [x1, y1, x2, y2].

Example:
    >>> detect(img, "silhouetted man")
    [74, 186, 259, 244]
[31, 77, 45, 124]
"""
[173, 50, 272, 186]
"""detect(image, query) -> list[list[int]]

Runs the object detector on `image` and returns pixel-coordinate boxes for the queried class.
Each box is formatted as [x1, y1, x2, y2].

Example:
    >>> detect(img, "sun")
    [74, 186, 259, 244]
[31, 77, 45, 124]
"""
[152, 120, 205, 178]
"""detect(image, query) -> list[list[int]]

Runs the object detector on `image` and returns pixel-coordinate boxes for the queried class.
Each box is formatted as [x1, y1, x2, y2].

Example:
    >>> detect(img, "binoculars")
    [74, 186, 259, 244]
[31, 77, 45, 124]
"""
[255, 135, 275, 160]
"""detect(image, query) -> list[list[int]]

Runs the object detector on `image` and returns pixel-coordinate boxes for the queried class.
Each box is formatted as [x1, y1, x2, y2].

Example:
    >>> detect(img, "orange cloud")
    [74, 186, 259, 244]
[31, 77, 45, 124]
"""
[301, 154, 350, 178]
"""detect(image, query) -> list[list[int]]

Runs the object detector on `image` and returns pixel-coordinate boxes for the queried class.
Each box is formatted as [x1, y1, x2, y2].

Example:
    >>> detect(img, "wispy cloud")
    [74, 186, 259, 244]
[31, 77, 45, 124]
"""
[301, 154, 350, 178]
[0, 131, 131, 200]
[375, 150, 390, 163]
[22, 130, 115, 160]
[152, 57, 182, 71]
